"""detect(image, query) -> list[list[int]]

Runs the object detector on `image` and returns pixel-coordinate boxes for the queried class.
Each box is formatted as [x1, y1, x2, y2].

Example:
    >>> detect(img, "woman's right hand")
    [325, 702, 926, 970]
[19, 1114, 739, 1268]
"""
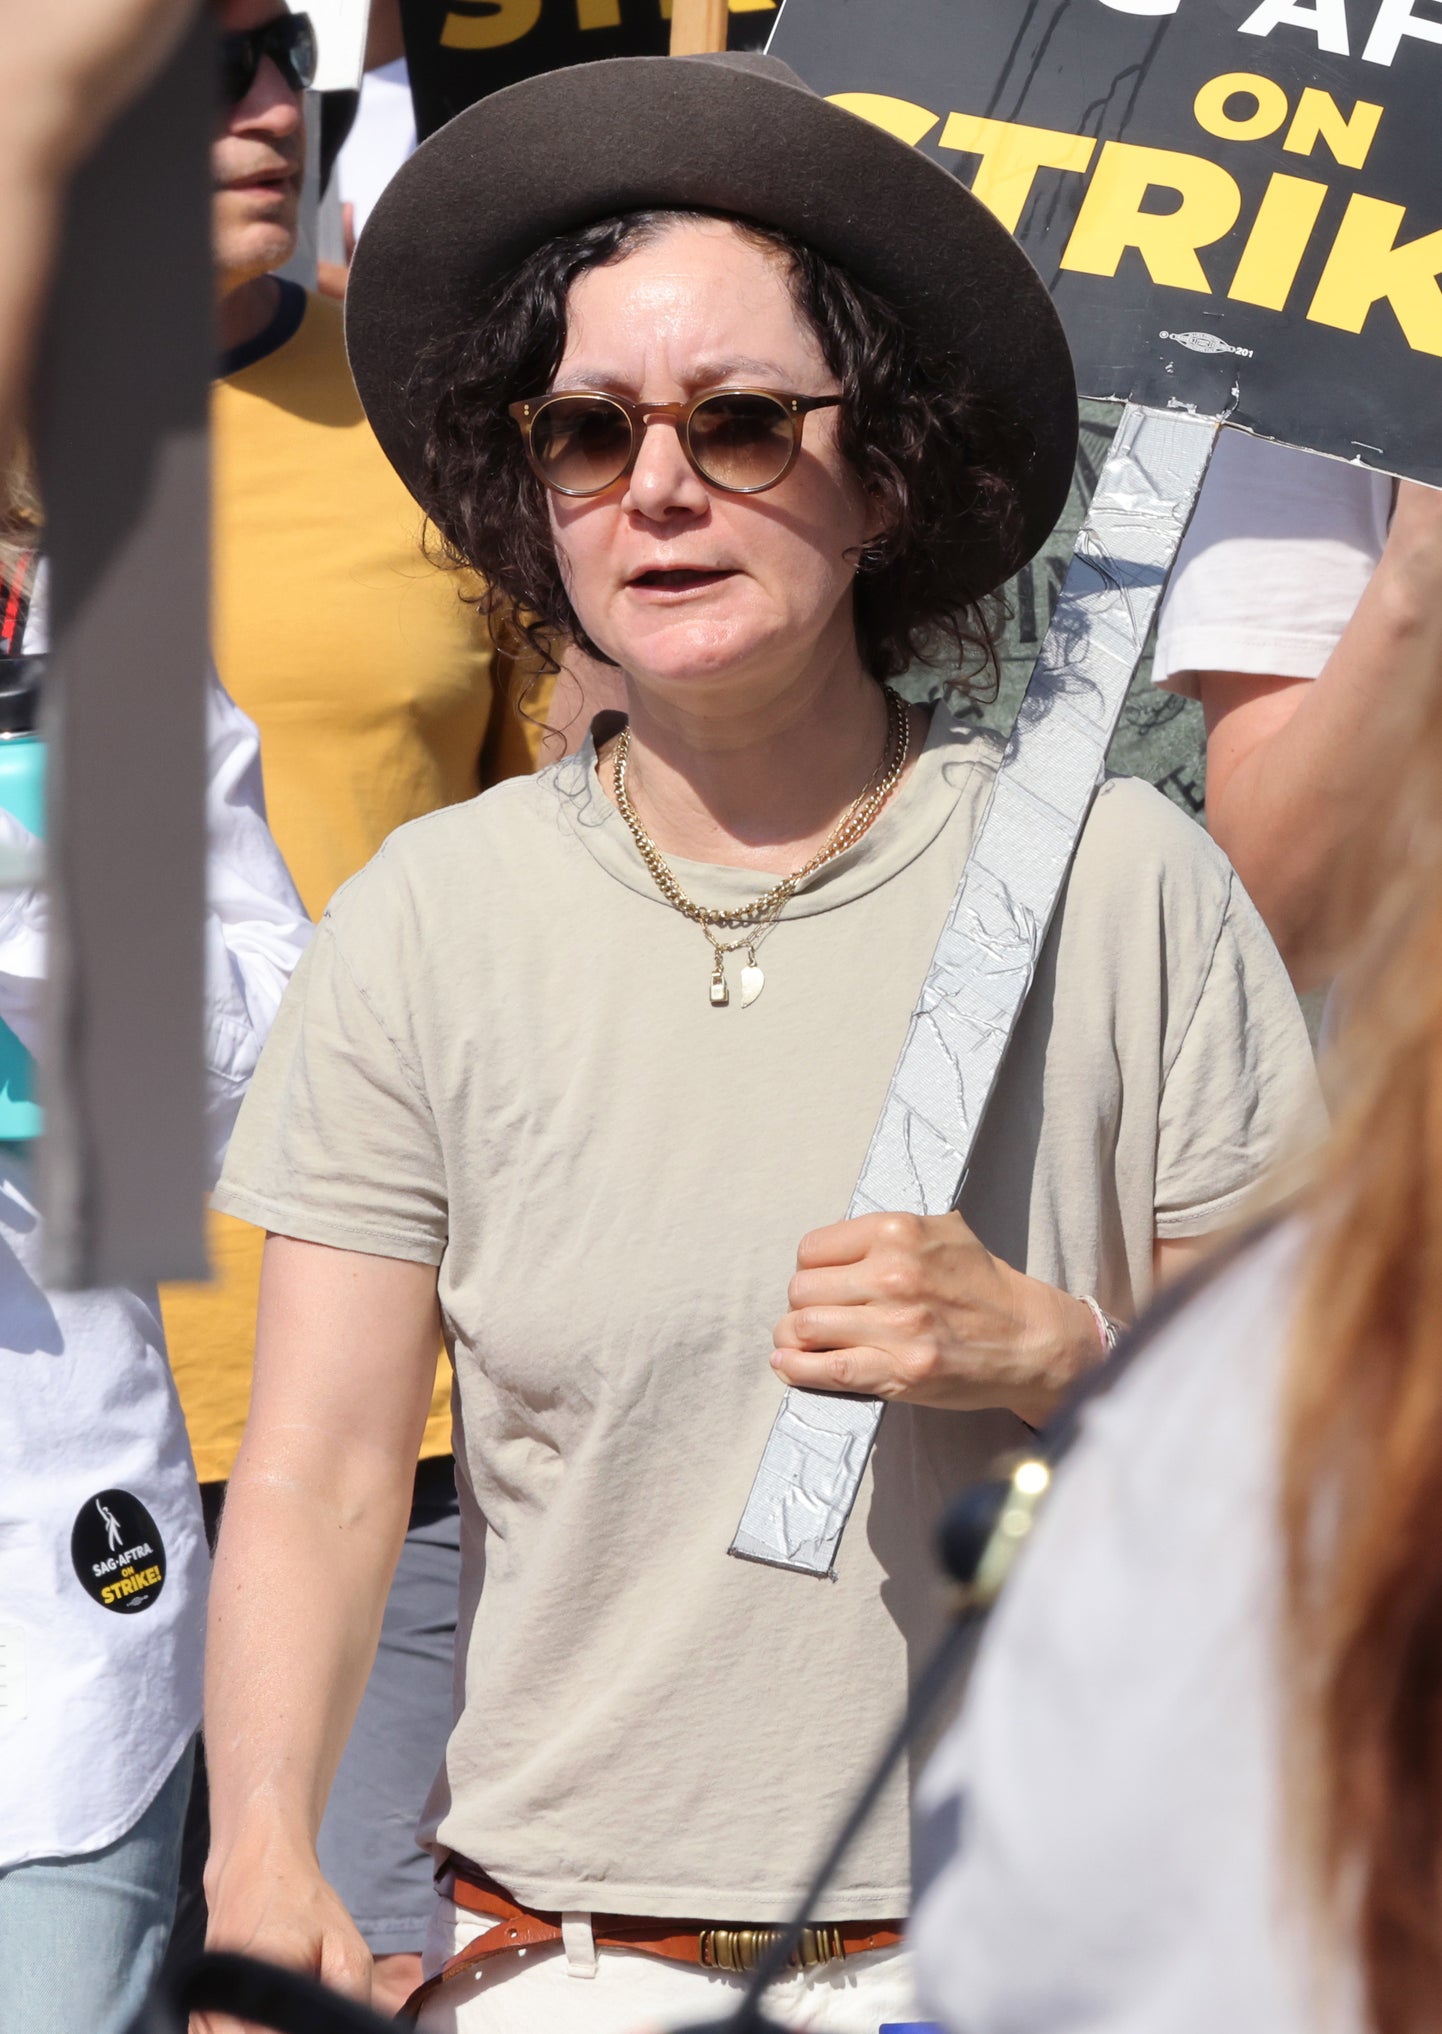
[197, 1829, 374, 2032]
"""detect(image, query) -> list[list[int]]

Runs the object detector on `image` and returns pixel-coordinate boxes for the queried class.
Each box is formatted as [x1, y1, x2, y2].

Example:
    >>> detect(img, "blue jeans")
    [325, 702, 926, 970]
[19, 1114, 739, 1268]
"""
[0, 1739, 194, 2034]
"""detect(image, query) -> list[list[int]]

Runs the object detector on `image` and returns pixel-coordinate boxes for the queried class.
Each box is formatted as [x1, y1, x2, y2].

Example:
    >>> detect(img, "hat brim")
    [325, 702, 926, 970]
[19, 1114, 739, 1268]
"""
[346, 53, 1077, 597]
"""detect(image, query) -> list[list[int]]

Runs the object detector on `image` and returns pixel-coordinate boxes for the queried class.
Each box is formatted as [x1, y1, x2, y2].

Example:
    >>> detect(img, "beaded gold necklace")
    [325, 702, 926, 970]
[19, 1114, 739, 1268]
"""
[611, 687, 910, 1006]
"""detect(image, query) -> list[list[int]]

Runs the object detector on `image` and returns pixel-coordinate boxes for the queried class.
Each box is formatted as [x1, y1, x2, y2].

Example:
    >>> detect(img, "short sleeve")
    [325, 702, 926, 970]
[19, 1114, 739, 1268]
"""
[1154, 873, 1324, 1237]
[1153, 432, 1393, 696]
[213, 915, 447, 1264]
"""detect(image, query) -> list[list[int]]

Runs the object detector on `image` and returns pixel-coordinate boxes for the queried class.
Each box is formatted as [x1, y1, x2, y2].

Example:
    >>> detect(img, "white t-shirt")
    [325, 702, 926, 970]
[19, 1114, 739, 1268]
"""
[911, 1219, 1364, 2034]
[1153, 431, 1393, 697]
[0, 572, 310, 1865]
[337, 58, 416, 243]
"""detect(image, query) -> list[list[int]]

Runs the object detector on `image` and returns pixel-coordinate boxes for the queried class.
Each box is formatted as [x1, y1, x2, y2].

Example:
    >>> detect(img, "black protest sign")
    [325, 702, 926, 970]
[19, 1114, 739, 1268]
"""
[768, 0, 1442, 486]
[401, 0, 777, 138]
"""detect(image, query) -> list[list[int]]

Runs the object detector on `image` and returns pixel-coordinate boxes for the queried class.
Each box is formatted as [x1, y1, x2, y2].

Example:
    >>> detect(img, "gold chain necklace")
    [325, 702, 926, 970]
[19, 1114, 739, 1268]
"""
[612, 686, 910, 1007]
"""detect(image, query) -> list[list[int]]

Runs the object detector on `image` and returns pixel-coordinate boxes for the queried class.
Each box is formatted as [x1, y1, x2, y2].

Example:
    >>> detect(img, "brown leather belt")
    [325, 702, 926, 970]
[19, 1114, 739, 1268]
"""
[402, 1856, 904, 2022]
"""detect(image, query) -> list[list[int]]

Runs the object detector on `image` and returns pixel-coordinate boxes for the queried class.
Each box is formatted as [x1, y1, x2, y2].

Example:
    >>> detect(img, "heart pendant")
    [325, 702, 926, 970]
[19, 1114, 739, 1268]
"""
[740, 964, 765, 1008]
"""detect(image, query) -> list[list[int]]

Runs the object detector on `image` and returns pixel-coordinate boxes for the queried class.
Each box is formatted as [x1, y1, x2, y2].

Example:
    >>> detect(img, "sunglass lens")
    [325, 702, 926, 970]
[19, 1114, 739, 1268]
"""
[219, 17, 316, 106]
[282, 13, 318, 90]
[219, 35, 259, 105]
[689, 394, 795, 491]
[530, 399, 634, 494]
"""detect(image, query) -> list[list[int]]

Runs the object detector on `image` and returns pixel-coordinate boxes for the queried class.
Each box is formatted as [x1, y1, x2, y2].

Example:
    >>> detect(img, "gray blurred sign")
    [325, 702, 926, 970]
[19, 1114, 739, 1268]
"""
[36, 17, 212, 1288]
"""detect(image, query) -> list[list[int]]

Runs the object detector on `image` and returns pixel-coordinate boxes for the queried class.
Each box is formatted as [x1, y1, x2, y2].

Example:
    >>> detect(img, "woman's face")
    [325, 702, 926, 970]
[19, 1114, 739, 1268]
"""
[545, 217, 880, 709]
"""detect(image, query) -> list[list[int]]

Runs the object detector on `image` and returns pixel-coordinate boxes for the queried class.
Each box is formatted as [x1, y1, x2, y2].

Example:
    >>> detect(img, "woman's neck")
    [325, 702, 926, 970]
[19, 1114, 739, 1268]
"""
[599, 656, 926, 876]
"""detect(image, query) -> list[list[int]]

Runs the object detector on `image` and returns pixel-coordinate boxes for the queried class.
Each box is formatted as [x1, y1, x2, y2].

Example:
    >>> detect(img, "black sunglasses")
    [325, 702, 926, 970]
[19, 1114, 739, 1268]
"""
[219, 12, 317, 107]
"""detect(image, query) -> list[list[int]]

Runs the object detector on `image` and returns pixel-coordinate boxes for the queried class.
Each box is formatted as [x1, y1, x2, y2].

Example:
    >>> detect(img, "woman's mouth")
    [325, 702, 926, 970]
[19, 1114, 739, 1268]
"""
[627, 568, 736, 594]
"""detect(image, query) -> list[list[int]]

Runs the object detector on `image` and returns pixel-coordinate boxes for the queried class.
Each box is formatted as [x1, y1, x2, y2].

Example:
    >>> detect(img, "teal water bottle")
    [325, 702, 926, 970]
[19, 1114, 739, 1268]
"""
[0, 654, 45, 1142]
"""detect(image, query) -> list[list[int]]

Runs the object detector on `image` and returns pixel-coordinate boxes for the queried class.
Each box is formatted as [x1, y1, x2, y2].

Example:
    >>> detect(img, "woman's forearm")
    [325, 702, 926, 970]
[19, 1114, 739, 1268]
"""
[202, 1237, 441, 1955]
[203, 1447, 413, 1873]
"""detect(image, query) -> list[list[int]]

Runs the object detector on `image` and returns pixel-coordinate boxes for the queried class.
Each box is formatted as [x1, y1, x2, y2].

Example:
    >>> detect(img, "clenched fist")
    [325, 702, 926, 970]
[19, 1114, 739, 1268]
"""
[771, 1210, 1106, 1425]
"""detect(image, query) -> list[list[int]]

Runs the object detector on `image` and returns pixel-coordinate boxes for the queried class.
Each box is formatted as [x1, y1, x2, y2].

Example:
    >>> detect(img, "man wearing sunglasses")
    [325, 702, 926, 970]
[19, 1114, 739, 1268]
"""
[160, 1, 558, 2014]
[212, 0, 312, 360]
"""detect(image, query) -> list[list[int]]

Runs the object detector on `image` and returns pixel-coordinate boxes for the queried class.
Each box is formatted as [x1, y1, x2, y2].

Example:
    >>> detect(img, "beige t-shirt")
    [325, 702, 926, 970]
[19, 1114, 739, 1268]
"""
[215, 708, 1322, 1923]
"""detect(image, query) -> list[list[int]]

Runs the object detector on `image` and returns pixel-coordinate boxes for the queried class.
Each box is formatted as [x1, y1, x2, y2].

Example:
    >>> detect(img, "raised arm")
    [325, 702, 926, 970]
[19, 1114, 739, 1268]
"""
[202, 1234, 441, 2007]
[1188, 484, 1442, 991]
[1, 0, 196, 465]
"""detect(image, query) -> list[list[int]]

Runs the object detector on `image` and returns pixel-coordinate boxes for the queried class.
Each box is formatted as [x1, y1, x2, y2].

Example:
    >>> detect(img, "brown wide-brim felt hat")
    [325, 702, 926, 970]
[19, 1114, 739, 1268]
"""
[346, 51, 1077, 596]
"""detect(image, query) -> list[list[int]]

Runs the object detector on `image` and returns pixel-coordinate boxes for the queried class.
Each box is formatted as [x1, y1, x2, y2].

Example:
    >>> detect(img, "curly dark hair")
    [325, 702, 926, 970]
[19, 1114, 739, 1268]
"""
[409, 209, 1023, 691]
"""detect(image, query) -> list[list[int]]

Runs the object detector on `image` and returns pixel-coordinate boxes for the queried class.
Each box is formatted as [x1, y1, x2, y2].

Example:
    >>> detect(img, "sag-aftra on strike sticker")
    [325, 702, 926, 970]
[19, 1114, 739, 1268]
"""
[71, 1490, 168, 1614]
[771, 0, 1442, 487]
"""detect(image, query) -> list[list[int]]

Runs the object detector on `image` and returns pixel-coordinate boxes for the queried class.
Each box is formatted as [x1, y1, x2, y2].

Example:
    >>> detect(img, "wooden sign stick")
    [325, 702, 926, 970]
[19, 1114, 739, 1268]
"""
[670, 0, 728, 55]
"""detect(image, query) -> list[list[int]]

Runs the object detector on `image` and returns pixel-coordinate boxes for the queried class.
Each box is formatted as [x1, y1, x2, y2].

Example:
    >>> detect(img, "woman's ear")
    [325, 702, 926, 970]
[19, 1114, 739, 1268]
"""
[860, 476, 896, 556]
[856, 486, 896, 566]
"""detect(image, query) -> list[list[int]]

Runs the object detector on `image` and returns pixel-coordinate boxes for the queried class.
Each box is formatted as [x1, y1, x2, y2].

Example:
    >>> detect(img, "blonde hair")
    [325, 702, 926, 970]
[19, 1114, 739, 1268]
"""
[1284, 667, 1442, 2034]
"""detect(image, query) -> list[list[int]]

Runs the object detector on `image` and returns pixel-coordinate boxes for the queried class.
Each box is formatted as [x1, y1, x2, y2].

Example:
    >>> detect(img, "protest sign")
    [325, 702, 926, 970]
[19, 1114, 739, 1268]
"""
[735, 0, 1442, 1574]
[769, 0, 1442, 487]
[401, 0, 776, 136]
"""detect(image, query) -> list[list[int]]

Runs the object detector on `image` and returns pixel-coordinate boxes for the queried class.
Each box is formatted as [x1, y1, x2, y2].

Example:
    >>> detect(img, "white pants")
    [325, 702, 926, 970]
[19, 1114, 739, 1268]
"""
[417, 1895, 918, 2034]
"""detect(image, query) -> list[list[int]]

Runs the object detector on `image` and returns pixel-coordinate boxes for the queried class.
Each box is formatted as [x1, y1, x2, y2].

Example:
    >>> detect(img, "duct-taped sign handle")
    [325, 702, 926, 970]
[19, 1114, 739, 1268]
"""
[729, 401, 1219, 1577]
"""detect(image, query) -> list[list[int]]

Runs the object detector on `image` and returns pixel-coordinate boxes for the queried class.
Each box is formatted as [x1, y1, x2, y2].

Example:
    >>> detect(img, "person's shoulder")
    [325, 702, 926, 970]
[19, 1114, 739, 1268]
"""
[325, 769, 566, 923]
[1063, 778, 1255, 985]
[1086, 770, 1209, 836]
[299, 287, 344, 341]
[218, 286, 363, 425]
[285, 290, 359, 402]
[1077, 774, 1230, 896]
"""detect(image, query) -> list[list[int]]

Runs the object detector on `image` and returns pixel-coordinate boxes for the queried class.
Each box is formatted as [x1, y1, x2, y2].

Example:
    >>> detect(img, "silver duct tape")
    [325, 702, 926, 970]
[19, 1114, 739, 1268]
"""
[729, 1393, 884, 1572]
[731, 403, 1219, 1576]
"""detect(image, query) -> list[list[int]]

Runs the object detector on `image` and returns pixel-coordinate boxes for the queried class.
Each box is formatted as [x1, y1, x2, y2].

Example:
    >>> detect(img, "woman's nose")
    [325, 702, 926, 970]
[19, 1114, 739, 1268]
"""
[621, 415, 709, 520]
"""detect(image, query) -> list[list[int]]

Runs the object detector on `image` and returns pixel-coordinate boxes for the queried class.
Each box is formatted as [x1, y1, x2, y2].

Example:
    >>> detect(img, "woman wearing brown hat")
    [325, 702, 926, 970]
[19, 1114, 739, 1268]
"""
[201, 53, 1320, 2033]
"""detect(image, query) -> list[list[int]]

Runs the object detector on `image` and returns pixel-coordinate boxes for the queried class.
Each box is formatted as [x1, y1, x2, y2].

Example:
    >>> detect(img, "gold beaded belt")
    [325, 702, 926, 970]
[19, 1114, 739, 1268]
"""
[700, 1923, 851, 1972]
[402, 1856, 904, 2020]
